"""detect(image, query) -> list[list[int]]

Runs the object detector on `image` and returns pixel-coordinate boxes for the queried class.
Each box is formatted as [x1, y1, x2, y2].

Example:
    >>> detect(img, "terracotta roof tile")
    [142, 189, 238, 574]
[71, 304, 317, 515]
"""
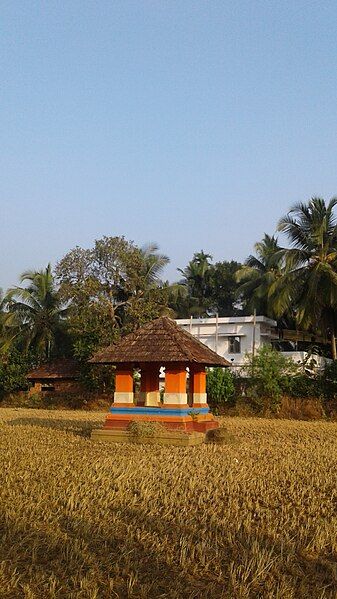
[90, 317, 229, 367]
[27, 359, 80, 380]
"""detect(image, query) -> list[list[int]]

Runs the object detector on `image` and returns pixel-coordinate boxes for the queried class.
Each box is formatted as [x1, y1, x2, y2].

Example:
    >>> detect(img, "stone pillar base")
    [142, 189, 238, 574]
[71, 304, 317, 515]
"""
[114, 392, 134, 404]
[163, 392, 188, 406]
[139, 391, 160, 406]
[145, 391, 160, 406]
[192, 392, 208, 406]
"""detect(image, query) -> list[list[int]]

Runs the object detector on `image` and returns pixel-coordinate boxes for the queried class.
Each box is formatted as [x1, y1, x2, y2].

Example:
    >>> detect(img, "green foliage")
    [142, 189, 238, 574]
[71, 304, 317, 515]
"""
[287, 374, 321, 399]
[3, 265, 69, 360]
[166, 282, 193, 318]
[173, 253, 242, 318]
[3, 197, 337, 387]
[244, 345, 298, 411]
[206, 367, 235, 406]
[320, 360, 337, 400]
[123, 285, 173, 334]
[0, 350, 37, 397]
[177, 250, 213, 316]
[275, 198, 337, 358]
[236, 234, 284, 318]
[71, 334, 115, 393]
[56, 236, 171, 356]
[80, 363, 115, 393]
[208, 261, 243, 316]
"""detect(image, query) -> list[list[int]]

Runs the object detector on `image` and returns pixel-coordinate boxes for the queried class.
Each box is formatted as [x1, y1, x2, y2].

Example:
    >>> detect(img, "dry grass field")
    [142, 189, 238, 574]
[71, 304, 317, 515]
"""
[0, 408, 336, 599]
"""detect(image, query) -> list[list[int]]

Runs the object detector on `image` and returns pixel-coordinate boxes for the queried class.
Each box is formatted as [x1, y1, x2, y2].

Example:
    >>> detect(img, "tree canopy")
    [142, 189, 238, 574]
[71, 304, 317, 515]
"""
[2, 197, 337, 368]
[173, 251, 242, 317]
[55, 236, 172, 359]
[2, 265, 68, 360]
[275, 198, 337, 358]
[236, 234, 284, 319]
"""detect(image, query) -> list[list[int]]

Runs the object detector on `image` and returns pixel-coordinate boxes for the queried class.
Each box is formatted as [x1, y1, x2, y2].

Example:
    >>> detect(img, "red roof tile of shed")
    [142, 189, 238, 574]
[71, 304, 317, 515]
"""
[27, 359, 80, 380]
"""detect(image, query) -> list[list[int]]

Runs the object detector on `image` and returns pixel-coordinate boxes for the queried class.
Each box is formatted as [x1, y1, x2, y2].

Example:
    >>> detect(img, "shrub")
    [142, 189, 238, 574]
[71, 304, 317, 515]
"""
[206, 368, 235, 407]
[279, 396, 325, 420]
[320, 360, 337, 400]
[0, 350, 37, 398]
[205, 427, 238, 445]
[287, 374, 321, 399]
[244, 345, 298, 412]
[127, 421, 166, 437]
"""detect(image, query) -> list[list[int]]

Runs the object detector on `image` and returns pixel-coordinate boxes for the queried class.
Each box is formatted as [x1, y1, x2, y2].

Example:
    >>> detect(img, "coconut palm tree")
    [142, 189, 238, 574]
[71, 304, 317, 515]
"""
[178, 251, 213, 315]
[0, 289, 9, 352]
[139, 242, 170, 288]
[0, 289, 4, 332]
[275, 197, 337, 358]
[165, 281, 190, 318]
[3, 264, 68, 359]
[236, 234, 284, 318]
[120, 243, 175, 328]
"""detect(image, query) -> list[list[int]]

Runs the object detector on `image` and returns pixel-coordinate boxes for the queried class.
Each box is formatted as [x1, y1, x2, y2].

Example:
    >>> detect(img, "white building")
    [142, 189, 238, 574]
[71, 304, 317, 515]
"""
[176, 316, 277, 368]
[176, 316, 330, 372]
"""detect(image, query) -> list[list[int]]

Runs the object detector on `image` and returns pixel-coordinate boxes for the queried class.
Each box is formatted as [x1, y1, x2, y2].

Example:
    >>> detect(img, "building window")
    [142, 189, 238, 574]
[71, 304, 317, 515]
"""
[228, 336, 241, 354]
[41, 383, 55, 392]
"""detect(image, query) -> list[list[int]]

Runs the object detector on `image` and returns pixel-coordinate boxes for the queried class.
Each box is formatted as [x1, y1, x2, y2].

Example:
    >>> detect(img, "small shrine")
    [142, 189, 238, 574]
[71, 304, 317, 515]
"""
[90, 317, 229, 444]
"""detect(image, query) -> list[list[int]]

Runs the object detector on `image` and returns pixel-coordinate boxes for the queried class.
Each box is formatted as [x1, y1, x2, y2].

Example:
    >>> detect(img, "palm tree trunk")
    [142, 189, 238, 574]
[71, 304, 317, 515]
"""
[331, 330, 337, 361]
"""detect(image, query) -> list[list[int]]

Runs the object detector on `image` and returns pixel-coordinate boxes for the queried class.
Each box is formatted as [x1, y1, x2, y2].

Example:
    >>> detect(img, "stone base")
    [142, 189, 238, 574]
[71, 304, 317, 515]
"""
[91, 429, 205, 446]
[100, 405, 219, 434]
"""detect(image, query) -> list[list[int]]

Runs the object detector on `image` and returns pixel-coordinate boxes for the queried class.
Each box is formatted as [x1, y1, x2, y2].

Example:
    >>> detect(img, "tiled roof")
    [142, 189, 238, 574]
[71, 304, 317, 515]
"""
[90, 317, 229, 367]
[27, 359, 80, 380]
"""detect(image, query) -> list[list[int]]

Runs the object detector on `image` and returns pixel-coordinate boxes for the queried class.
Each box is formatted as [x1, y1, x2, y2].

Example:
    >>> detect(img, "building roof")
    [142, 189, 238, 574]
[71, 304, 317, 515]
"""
[90, 316, 230, 367]
[176, 315, 277, 327]
[27, 358, 80, 380]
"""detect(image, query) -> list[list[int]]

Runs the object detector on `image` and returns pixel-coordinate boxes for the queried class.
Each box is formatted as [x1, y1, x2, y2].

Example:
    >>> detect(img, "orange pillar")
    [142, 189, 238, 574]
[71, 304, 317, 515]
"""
[140, 366, 160, 406]
[164, 366, 188, 406]
[188, 369, 194, 406]
[114, 367, 134, 404]
[191, 367, 208, 407]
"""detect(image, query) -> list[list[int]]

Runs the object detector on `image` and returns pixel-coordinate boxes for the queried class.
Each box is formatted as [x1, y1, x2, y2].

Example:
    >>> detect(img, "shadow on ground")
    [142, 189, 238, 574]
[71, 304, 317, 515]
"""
[6, 417, 103, 437]
[0, 503, 336, 598]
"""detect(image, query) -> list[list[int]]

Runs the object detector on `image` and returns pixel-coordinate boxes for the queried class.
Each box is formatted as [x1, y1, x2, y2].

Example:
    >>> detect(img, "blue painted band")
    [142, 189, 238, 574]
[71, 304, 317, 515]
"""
[109, 406, 209, 416]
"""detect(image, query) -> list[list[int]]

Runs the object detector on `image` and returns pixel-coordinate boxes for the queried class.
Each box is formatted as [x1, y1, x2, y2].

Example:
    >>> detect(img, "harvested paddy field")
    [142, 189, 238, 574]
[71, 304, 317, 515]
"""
[0, 408, 336, 598]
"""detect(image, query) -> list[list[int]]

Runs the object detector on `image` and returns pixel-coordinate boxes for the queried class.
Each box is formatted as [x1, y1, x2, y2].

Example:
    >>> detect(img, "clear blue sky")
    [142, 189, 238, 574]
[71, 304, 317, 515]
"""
[2, 1, 337, 290]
